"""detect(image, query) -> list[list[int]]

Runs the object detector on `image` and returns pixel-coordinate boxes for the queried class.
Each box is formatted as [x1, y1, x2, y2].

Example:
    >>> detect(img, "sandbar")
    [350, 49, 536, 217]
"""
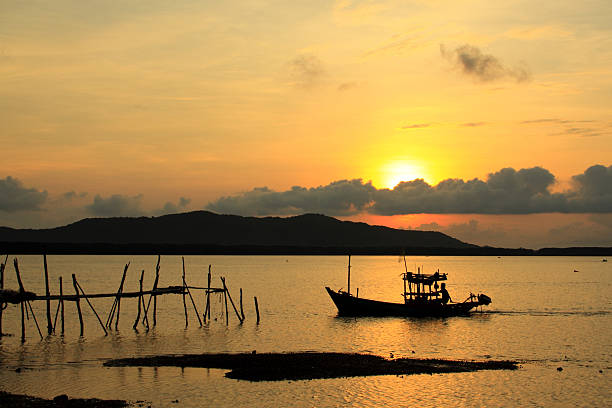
[104, 352, 518, 381]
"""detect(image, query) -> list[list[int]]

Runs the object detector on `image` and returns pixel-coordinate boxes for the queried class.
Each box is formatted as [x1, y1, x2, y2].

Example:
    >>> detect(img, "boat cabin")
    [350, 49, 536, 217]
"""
[402, 267, 447, 303]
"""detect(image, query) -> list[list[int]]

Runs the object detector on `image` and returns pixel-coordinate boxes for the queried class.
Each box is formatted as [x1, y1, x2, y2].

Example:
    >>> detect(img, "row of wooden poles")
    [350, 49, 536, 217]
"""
[0, 255, 261, 342]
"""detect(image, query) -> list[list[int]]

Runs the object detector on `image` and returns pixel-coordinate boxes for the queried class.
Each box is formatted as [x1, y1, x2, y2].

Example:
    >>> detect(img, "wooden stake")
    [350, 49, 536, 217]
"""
[52, 276, 63, 333]
[182, 259, 202, 327]
[204, 265, 211, 323]
[185, 283, 202, 326]
[182, 257, 188, 327]
[141, 296, 150, 330]
[14, 258, 25, 293]
[52, 280, 61, 333]
[141, 270, 151, 330]
[153, 255, 160, 326]
[26, 300, 43, 339]
[106, 276, 122, 327]
[223, 283, 228, 325]
[221, 277, 243, 323]
[20, 296, 25, 342]
[0, 255, 6, 335]
[208, 266, 212, 322]
[75, 279, 108, 336]
[72, 274, 84, 336]
[114, 263, 129, 330]
[14, 258, 26, 342]
[107, 288, 116, 318]
[254, 296, 260, 324]
[60, 277, 64, 334]
[106, 299, 117, 328]
[133, 270, 144, 329]
[43, 255, 52, 335]
[239, 288, 245, 320]
[143, 258, 159, 328]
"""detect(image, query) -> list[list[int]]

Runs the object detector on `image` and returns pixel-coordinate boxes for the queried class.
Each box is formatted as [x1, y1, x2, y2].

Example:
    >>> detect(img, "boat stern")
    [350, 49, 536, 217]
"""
[477, 293, 492, 305]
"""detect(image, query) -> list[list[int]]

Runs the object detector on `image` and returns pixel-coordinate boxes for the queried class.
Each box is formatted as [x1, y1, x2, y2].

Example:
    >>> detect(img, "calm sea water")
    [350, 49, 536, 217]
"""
[0, 255, 610, 407]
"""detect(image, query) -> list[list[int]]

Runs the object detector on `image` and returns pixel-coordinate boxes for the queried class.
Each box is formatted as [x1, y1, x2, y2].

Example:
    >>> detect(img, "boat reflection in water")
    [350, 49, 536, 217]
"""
[326, 257, 491, 317]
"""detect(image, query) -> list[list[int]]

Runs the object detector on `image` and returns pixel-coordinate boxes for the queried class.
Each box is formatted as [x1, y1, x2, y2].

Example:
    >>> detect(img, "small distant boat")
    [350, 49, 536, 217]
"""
[325, 257, 491, 317]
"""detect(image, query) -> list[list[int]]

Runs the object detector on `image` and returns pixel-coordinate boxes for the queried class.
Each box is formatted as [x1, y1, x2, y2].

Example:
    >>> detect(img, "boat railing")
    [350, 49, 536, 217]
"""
[461, 293, 478, 303]
[402, 272, 447, 284]
[403, 291, 441, 298]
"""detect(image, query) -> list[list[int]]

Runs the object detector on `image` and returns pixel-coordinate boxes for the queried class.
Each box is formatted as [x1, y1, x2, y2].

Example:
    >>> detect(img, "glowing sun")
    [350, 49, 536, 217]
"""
[381, 161, 427, 189]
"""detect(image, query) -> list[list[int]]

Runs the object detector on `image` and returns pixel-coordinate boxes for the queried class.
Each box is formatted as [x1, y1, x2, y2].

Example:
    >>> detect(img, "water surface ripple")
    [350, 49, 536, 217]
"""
[0, 255, 610, 407]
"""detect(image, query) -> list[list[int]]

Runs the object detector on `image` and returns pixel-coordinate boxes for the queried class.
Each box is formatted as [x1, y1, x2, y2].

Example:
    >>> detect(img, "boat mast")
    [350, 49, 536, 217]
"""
[416, 267, 420, 298]
[347, 255, 351, 295]
[403, 255, 408, 302]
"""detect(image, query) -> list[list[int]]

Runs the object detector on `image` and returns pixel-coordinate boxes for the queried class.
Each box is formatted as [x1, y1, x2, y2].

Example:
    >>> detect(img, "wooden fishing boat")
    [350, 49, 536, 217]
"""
[325, 257, 491, 317]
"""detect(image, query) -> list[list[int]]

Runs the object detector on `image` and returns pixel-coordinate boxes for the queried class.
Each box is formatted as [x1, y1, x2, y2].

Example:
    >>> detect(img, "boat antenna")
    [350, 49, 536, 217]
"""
[403, 255, 408, 275]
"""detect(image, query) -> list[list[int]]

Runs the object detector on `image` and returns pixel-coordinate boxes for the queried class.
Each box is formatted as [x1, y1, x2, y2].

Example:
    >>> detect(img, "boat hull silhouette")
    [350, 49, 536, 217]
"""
[325, 287, 486, 317]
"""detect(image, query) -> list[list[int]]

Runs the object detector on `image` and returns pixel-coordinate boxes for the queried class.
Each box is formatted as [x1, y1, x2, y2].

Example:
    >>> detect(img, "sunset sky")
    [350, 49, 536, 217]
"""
[2, 1, 611, 248]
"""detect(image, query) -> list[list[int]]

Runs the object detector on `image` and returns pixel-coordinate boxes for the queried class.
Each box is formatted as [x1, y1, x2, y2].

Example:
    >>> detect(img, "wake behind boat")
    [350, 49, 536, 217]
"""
[325, 257, 491, 317]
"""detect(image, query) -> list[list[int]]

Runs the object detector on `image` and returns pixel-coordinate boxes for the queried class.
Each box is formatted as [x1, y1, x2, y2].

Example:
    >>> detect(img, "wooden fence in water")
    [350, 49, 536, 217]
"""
[0, 255, 260, 342]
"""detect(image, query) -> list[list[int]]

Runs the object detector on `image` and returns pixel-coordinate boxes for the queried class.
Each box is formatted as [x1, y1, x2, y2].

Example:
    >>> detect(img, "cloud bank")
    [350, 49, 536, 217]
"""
[156, 197, 192, 215]
[206, 165, 612, 216]
[441, 44, 531, 82]
[85, 194, 193, 217]
[0, 174, 193, 226]
[0, 176, 48, 212]
[207, 180, 376, 216]
[4, 165, 611, 222]
[86, 194, 144, 217]
[570, 164, 612, 211]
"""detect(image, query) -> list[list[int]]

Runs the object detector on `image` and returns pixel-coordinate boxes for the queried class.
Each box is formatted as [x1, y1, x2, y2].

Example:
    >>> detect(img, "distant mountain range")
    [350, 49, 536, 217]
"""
[1, 211, 610, 255]
[0, 211, 476, 254]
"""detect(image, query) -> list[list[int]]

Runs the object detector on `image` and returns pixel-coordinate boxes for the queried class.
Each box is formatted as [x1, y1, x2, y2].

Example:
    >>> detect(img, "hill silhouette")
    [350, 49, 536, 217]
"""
[0, 211, 476, 254]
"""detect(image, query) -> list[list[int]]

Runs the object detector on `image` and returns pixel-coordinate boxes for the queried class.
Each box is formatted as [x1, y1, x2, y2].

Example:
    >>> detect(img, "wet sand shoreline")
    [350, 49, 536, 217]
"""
[0, 391, 128, 408]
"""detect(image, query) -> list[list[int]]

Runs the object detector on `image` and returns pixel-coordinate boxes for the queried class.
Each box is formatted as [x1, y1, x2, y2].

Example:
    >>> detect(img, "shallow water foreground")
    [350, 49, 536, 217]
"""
[0, 255, 610, 407]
